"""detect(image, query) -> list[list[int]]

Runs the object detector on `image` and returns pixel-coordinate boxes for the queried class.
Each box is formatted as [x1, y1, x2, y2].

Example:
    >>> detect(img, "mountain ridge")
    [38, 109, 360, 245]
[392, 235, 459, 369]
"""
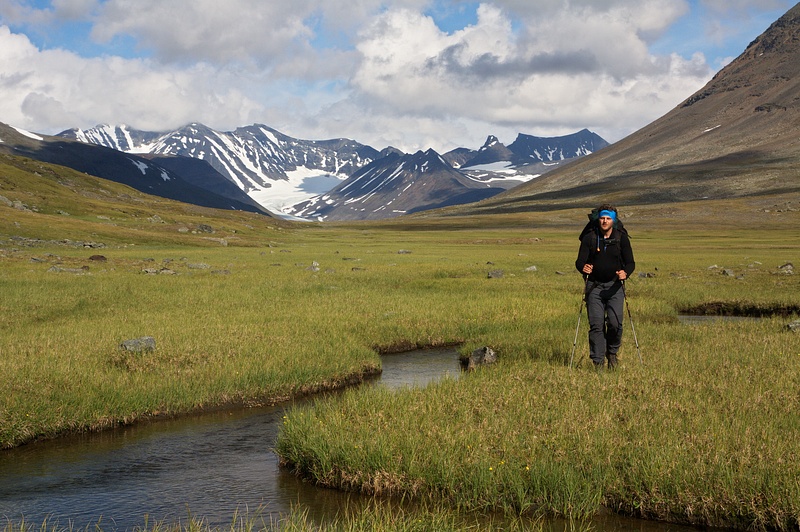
[58, 123, 607, 220]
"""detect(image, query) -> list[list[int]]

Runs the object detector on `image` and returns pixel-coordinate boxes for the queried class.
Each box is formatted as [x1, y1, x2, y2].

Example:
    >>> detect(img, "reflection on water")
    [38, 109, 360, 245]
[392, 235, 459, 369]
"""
[371, 347, 462, 389]
[0, 348, 701, 531]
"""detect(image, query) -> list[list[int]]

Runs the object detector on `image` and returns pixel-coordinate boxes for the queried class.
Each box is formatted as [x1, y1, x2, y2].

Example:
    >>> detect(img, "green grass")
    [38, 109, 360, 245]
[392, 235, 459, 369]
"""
[2, 153, 800, 529]
[1, 502, 548, 532]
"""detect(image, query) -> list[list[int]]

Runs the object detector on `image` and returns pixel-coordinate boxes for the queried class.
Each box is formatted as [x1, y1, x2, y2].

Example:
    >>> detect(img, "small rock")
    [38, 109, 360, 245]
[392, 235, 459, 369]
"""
[460, 346, 497, 371]
[787, 320, 800, 332]
[487, 269, 504, 279]
[89, 255, 107, 262]
[398, 249, 412, 254]
[48, 265, 89, 274]
[524, 265, 538, 272]
[120, 336, 156, 353]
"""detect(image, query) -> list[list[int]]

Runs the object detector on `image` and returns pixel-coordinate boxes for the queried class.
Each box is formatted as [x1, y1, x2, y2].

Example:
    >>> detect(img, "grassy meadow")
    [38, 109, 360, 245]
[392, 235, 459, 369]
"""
[2, 155, 800, 529]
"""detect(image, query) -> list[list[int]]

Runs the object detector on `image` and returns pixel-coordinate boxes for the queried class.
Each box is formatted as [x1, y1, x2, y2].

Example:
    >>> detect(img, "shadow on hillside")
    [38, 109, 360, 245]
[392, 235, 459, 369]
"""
[453, 151, 799, 216]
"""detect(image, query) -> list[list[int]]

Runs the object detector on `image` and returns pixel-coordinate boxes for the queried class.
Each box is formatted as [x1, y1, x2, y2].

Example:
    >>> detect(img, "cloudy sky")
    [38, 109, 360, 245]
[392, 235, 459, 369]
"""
[0, 0, 794, 152]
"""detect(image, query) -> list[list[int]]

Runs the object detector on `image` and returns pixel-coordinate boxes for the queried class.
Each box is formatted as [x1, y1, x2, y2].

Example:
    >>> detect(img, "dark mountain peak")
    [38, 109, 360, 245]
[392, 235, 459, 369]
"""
[404, 148, 450, 173]
[507, 130, 608, 160]
[380, 146, 405, 157]
[480, 135, 502, 150]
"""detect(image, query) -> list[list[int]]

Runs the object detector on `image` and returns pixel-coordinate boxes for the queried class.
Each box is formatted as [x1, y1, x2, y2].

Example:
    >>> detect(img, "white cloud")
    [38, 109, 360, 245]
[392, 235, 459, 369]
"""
[0, 25, 264, 133]
[341, 1, 713, 149]
[0, 0, 792, 152]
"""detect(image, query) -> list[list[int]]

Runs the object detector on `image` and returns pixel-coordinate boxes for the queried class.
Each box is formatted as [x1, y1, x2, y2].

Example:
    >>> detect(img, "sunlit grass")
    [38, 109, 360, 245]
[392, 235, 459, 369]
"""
[2, 160, 800, 529]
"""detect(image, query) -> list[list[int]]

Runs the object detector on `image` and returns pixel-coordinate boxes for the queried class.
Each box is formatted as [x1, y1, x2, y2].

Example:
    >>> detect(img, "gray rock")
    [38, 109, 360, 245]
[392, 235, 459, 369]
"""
[48, 265, 89, 274]
[120, 336, 156, 353]
[460, 346, 497, 371]
[524, 265, 538, 272]
[787, 320, 800, 332]
[487, 269, 504, 279]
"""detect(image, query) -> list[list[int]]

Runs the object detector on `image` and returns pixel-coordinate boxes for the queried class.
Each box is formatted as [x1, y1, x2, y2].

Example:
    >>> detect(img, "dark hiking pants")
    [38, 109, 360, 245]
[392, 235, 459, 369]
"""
[585, 279, 624, 365]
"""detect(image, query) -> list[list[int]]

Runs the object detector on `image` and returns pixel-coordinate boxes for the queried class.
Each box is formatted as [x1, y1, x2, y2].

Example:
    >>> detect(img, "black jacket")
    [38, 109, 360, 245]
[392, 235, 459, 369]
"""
[575, 227, 635, 283]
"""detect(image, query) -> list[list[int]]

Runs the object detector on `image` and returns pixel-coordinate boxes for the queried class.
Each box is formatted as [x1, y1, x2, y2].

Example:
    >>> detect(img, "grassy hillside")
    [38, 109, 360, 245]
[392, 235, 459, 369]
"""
[0, 153, 288, 248]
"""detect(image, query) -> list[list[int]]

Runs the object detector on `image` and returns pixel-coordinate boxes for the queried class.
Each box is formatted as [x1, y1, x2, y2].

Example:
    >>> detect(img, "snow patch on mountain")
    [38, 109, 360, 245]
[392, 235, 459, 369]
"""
[248, 166, 346, 215]
[12, 126, 43, 141]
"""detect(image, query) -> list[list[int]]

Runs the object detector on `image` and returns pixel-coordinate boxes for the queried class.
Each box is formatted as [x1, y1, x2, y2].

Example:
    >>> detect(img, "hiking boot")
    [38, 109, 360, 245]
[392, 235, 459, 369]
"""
[606, 352, 618, 370]
[593, 360, 605, 370]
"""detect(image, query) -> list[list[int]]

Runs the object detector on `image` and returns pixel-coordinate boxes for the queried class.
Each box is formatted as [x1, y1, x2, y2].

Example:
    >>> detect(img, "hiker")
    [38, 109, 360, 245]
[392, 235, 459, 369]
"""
[575, 204, 635, 369]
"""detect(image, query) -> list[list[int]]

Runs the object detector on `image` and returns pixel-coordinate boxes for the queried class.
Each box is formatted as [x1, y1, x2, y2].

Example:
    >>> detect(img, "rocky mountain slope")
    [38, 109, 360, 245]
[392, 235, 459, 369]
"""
[287, 149, 510, 221]
[58, 123, 381, 215]
[451, 3, 800, 216]
[0, 123, 269, 215]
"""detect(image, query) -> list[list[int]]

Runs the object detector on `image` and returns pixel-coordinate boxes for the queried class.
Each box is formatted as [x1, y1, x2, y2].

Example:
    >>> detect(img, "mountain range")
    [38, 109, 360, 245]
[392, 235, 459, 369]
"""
[56, 124, 607, 220]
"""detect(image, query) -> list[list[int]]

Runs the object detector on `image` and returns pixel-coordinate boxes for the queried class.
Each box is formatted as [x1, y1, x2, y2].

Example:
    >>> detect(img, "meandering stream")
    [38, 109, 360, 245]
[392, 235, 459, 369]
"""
[1, 348, 701, 531]
[0, 348, 461, 529]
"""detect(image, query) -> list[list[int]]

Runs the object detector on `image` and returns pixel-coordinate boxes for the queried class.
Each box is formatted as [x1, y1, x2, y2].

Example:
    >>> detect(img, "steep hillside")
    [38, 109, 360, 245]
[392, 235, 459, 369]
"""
[452, 3, 800, 215]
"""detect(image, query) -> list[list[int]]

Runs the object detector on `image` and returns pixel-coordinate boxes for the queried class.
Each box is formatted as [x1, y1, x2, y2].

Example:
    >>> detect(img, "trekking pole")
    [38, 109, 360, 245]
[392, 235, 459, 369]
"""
[569, 275, 587, 368]
[621, 280, 643, 365]
[569, 296, 584, 369]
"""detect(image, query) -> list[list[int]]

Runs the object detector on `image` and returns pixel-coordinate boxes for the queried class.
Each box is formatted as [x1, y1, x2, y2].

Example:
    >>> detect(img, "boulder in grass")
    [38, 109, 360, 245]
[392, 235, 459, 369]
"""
[460, 346, 497, 371]
[120, 336, 156, 353]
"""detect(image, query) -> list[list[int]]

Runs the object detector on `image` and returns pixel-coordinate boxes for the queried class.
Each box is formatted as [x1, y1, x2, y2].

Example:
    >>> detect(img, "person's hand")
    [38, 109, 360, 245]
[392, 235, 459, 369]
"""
[582, 264, 593, 274]
[616, 270, 627, 281]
